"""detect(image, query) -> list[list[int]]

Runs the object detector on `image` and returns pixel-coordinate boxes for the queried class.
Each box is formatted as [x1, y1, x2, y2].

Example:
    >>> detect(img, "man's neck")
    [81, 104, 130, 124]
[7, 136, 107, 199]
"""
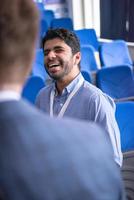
[56, 81, 68, 95]
[56, 72, 80, 95]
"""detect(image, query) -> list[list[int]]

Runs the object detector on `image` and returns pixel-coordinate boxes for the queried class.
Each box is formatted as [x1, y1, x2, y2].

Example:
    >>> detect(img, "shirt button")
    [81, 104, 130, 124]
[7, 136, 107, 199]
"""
[60, 103, 63, 107]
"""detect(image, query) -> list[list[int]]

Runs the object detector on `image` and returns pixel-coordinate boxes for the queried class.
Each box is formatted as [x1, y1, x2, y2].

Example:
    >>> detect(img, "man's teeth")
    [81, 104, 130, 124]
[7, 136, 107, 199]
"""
[49, 64, 59, 67]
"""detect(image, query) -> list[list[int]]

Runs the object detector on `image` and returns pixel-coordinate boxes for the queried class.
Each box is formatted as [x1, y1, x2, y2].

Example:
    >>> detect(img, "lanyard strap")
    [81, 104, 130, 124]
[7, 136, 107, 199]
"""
[50, 78, 84, 118]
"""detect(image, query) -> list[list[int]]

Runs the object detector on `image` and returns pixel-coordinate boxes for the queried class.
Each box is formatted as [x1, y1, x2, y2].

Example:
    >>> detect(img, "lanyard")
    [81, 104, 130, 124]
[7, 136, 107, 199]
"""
[50, 78, 84, 118]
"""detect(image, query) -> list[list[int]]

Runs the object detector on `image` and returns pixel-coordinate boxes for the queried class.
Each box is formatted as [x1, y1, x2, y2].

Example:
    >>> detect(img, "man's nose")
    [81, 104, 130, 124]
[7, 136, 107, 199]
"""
[47, 51, 56, 59]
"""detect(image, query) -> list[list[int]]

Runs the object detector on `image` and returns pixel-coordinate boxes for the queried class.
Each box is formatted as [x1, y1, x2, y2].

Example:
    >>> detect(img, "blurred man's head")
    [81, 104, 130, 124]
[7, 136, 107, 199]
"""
[0, 0, 39, 85]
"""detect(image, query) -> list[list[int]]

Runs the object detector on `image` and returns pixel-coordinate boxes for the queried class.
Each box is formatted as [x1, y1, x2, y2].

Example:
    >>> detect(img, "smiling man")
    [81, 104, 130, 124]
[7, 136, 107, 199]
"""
[43, 29, 81, 95]
[35, 28, 122, 167]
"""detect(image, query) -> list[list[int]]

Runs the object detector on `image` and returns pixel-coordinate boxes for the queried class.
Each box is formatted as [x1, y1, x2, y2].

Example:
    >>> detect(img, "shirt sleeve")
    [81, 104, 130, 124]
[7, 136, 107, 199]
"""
[88, 92, 123, 167]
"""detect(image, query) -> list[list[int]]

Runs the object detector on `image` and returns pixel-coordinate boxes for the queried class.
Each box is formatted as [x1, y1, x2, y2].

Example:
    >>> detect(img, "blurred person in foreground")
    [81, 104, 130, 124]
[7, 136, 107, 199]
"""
[0, 0, 126, 200]
[36, 28, 122, 167]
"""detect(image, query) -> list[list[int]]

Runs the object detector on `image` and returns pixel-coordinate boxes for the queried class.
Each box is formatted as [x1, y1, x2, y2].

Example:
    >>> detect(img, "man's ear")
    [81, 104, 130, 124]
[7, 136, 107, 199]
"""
[74, 52, 81, 65]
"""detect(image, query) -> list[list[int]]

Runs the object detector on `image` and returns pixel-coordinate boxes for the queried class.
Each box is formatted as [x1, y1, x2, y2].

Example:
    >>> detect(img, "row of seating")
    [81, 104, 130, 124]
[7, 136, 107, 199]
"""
[31, 46, 134, 100]
[75, 30, 133, 69]
[37, 5, 133, 74]
[96, 65, 134, 101]
[36, 2, 133, 70]
[39, 17, 133, 70]
[27, 64, 134, 103]
[37, 3, 74, 30]
[39, 17, 73, 40]
[36, 4, 74, 41]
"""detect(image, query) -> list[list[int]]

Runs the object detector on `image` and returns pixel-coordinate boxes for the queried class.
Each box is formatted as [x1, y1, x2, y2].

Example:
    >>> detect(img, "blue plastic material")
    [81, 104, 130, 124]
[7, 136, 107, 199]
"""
[96, 65, 134, 100]
[51, 17, 73, 30]
[81, 70, 92, 83]
[99, 40, 133, 68]
[116, 101, 134, 152]
[32, 49, 47, 81]
[74, 29, 99, 51]
[80, 46, 99, 72]
[22, 76, 45, 104]
[42, 10, 55, 27]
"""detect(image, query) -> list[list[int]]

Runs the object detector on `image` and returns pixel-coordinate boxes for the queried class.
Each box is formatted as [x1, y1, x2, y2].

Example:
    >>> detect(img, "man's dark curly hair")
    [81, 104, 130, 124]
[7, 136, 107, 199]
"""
[42, 28, 80, 55]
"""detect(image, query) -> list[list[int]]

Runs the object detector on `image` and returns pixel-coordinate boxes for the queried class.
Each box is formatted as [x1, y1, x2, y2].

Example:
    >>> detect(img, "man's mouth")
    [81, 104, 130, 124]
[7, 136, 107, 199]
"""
[48, 63, 60, 68]
[47, 63, 61, 74]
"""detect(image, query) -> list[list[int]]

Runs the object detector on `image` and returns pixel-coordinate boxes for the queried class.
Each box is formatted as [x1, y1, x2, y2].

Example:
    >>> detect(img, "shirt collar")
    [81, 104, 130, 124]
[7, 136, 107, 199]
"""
[53, 73, 84, 96]
[0, 90, 21, 102]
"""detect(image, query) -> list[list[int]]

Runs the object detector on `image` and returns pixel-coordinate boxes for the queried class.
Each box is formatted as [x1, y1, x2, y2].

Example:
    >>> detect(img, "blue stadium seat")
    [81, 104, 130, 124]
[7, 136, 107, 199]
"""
[51, 17, 73, 30]
[42, 10, 55, 27]
[39, 19, 48, 40]
[80, 46, 99, 72]
[99, 40, 133, 68]
[74, 29, 99, 51]
[96, 65, 134, 101]
[116, 102, 134, 152]
[22, 76, 45, 104]
[81, 70, 92, 83]
[31, 49, 47, 81]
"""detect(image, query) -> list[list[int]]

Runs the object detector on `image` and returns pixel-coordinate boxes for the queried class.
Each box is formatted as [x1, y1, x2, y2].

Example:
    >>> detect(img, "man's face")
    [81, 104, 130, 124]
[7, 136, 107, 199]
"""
[44, 38, 80, 81]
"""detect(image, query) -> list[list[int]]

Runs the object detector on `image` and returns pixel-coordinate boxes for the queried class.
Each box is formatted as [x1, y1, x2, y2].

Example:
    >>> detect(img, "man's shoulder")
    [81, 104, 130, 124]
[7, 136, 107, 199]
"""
[82, 81, 102, 94]
[41, 83, 53, 92]
[37, 83, 54, 98]
[0, 98, 109, 143]
[0, 99, 63, 136]
[0, 99, 46, 121]
[79, 81, 104, 101]
[81, 81, 115, 107]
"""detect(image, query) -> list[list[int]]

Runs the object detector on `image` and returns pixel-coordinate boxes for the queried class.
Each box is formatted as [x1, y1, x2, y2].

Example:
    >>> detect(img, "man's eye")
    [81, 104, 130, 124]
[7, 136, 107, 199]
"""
[55, 49, 64, 53]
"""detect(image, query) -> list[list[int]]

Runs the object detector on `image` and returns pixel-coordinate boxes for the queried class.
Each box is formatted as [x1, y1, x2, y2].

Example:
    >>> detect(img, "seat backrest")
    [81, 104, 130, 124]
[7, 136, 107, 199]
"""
[51, 17, 73, 30]
[80, 46, 99, 72]
[32, 49, 47, 81]
[42, 10, 55, 27]
[74, 28, 99, 51]
[96, 65, 134, 99]
[22, 76, 45, 104]
[116, 102, 134, 152]
[39, 19, 48, 39]
[81, 70, 92, 83]
[121, 150, 134, 199]
[99, 40, 133, 68]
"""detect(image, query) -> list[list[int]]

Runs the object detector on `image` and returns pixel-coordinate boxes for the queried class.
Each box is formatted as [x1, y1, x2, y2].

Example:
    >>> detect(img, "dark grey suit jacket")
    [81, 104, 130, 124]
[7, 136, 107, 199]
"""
[0, 99, 125, 200]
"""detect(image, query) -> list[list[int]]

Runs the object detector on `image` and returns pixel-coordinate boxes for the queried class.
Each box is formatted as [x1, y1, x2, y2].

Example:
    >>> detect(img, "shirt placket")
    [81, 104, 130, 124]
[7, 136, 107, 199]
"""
[53, 92, 68, 116]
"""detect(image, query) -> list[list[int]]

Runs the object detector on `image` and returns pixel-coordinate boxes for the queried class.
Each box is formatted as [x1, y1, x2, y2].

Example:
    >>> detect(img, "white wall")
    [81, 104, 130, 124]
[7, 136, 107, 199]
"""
[67, 0, 100, 36]
[67, 0, 84, 29]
